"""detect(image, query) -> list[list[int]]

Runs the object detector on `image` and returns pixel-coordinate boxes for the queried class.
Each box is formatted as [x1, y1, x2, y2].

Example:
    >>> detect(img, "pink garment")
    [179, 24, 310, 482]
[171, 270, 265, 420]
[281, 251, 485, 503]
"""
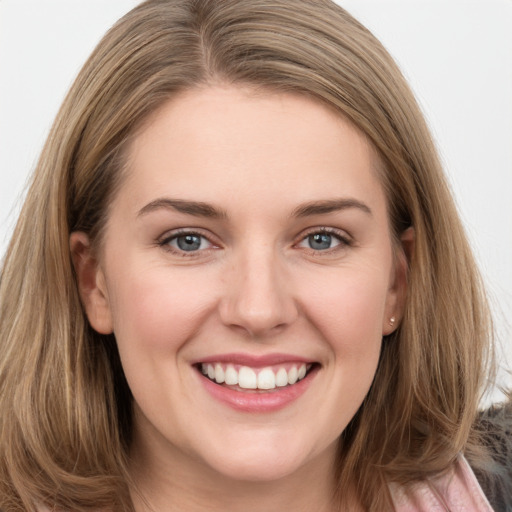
[391, 455, 494, 511]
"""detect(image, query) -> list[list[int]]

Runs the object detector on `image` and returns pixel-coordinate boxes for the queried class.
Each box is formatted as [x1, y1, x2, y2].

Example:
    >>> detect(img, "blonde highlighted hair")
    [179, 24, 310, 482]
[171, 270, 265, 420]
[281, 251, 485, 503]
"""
[0, 1, 493, 510]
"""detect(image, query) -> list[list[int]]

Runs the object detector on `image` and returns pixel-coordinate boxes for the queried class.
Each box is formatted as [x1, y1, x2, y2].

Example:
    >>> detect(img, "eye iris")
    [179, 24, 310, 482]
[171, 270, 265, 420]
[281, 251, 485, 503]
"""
[309, 233, 332, 250]
[177, 234, 202, 251]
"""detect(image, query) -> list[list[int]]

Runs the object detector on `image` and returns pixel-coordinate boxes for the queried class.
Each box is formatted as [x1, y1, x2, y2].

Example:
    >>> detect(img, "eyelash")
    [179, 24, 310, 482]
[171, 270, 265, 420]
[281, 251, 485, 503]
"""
[157, 227, 352, 257]
[296, 227, 352, 254]
[158, 229, 217, 257]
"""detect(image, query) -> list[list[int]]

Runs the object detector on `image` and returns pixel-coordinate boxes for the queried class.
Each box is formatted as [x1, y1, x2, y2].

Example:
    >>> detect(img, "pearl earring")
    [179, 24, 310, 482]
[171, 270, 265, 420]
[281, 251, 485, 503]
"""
[389, 316, 396, 327]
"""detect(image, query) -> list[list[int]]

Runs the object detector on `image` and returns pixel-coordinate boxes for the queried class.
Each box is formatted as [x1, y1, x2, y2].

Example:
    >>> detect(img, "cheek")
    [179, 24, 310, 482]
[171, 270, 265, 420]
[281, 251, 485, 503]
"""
[301, 269, 389, 347]
[106, 263, 218, 355]
[292, 269, 387, 438]
[104, 264, 220, 419]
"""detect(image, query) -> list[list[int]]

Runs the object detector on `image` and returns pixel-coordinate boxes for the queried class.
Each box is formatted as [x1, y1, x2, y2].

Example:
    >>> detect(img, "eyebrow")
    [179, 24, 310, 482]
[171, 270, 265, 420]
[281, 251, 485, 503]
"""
[137, 197, 372, 220]
[137, 198, 228, 219]
[291, 198, 372, 218]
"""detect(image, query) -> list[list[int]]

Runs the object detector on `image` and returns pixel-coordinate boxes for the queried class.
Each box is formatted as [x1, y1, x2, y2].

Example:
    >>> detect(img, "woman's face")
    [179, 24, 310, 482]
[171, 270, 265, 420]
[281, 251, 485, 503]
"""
[74, 86, 406, 484]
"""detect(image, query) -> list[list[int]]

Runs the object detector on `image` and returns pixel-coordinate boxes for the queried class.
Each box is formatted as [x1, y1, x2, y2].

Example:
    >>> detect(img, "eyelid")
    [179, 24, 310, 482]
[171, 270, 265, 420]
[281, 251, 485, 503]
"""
[156, 226, 352, 256]
[295, 226, 353, 251]
[158, 228, 220, 255]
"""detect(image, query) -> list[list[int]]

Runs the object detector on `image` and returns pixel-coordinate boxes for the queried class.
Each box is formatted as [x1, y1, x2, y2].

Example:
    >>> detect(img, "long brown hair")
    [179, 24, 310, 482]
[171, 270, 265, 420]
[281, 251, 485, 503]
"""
[0, 1, 493, 510]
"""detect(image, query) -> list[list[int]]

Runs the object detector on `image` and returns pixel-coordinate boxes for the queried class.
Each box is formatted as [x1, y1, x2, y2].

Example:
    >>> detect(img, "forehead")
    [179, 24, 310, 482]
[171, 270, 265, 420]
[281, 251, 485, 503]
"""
[119, 85, 387, 218]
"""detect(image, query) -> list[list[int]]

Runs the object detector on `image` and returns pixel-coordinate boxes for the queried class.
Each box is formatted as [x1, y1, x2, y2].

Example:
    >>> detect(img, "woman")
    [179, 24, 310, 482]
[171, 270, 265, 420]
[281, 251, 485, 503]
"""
[0, 0, 509, 510]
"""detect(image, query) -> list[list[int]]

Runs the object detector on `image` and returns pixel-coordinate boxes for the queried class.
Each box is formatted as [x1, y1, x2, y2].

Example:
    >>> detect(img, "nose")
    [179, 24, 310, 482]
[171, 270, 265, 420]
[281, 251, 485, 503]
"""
[219, 248, 298, 338]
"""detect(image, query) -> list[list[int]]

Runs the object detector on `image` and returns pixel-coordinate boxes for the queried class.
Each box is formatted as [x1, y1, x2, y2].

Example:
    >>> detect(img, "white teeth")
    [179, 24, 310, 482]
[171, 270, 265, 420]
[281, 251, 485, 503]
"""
[224, 364, 238, 386]
[201, 362, 312, 390]
[214, 363, 225, 384]
[287, 366, 298, 385]
[275, 367, 289, 387]
[257, 367, 276, 390]
[238, 366, 257, 389]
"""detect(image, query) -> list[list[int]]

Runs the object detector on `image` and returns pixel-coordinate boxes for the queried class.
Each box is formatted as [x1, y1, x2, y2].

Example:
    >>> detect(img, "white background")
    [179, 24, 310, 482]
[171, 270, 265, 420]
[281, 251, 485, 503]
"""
[1, 0, 511, 401]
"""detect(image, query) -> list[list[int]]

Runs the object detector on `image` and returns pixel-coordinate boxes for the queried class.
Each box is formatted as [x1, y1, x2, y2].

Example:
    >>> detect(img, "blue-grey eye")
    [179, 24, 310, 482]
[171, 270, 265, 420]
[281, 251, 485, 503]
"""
[170, 234, 210, 252]
[309, 233, 333, 250]
[298, 231, 343, 251]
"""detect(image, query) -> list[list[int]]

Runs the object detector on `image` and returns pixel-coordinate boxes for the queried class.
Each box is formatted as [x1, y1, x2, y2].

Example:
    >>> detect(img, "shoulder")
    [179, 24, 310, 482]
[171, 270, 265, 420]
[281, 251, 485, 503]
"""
[390, 455, 494, 511]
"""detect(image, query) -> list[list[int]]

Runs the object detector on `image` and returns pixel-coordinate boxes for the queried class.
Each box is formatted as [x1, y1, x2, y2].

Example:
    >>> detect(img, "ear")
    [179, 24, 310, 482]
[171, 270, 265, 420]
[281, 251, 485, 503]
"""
[382, 227, 415, 336]
[70, 232, 113, 334]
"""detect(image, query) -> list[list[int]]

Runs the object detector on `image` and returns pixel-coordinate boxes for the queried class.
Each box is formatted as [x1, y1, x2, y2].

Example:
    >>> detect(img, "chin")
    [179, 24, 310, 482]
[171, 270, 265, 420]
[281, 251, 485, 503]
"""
[207, 454, 306, 483]
[195, 431, 323, 484]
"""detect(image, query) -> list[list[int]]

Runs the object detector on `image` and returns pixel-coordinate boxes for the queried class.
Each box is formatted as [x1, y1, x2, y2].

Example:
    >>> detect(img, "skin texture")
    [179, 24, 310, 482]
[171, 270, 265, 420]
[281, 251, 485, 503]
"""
[71, 85, 409, 511]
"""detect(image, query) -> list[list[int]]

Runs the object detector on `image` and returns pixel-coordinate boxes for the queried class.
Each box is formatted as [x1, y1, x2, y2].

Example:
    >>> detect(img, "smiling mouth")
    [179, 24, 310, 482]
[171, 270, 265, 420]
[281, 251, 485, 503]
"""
[197, 362, 317, 392]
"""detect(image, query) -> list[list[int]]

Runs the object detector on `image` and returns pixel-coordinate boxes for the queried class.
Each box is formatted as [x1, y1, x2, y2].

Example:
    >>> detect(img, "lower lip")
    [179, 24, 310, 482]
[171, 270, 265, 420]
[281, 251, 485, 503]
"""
[197, 366, 318, 413]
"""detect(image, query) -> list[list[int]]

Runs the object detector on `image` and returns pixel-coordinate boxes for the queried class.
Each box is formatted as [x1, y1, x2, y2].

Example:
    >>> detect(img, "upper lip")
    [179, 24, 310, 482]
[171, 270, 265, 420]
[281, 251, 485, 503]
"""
[192, 352, 316, 368]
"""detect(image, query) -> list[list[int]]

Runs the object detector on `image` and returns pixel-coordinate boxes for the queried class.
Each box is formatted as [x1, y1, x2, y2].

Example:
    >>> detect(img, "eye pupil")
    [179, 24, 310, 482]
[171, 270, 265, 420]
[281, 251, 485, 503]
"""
[177, 235, 202, 251]
[309, 233, 332, 250]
